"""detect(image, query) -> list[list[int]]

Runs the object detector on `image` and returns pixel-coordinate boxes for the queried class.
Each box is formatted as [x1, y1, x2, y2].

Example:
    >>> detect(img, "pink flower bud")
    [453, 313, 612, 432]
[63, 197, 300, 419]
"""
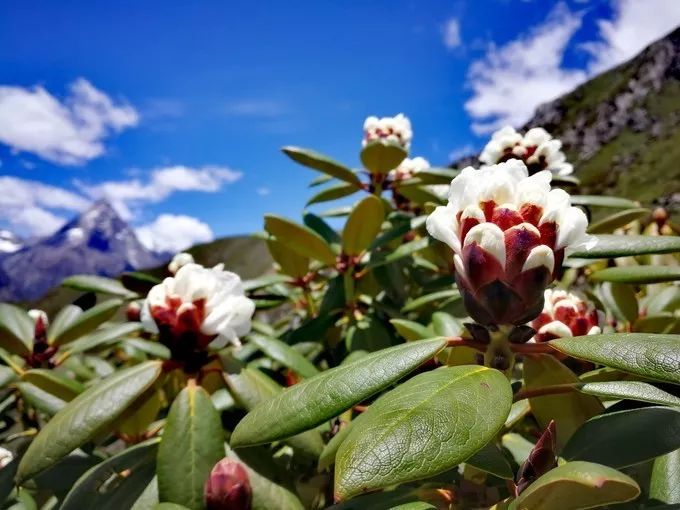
[126, 301, 142, 322]
[531, 289, 601, 342]
[204, 458, 252, 510]
[427, 161, 591, 326]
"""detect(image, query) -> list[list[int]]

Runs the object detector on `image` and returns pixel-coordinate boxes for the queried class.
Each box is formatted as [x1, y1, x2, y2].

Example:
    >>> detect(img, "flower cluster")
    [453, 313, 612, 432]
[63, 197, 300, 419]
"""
[389, 156, 430, 181]
[142, 263, 255, 355]
[531, 289, 601, 342]
[427, 160, 590, 326]
[362, 113, 412, 150]
[479, 126, 573, 176]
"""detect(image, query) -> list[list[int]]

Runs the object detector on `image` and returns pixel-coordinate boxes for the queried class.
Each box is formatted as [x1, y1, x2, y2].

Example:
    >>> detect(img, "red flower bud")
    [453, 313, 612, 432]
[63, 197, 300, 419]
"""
[531, 289, 601, 342]
[204, 458, 252, 510]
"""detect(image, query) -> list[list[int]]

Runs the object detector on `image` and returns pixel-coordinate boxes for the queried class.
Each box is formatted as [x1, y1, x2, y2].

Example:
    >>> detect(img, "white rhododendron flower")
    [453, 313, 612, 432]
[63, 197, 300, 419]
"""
[28, 309, 48, 328]
[168, 252, 195, 274]
[426, 160, 591, 326]
[362, 113, 412, 150]
[479, 126, 573, 176]
[0, 447, 13, 469]
[389, 156, 430, 181]
[143, 263, 255, 349]
[531, 289, 601, 342]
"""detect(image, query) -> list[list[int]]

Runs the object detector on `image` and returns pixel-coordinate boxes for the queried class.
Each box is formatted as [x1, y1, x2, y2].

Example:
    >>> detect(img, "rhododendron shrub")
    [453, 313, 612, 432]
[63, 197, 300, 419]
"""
[1, 115, 679, 510]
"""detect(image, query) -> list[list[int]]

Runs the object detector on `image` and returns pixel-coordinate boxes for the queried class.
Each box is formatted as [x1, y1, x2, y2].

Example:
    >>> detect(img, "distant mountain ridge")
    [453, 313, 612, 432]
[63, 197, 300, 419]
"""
[453, 26, 680, 210]
[0, 200, 166, 302]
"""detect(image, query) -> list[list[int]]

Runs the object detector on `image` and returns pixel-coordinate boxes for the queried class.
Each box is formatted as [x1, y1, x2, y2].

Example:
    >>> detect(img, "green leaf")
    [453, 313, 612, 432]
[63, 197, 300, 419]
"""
[401, 289, 461, 313]
[592, 266, 680, 284]
[587, 208, 649, 234]
[16, 382, 66, 416]
[225, 368, 324, 458]
[512, 461, 640, 510]
[303, 212, 341, 245]
[368, 237, 430, 269]
[228, 448, 305, 510]
[49, 299, 123, 346]
[17, 361, 163, 483]
[360, 141, 407, 174]
[577, 381, 680, 406]
[342, 196, 385, 256]
[523, 355, 603, 450]
[157, 381, 225, 510]
[466, 442, 514, 480]
[248, 335, 319, 378]
[562, 407, 680, 468]
[266, 239, 310, 278]
[264, 215, 337, 265]
[282, 146, 362, 186]
[550, 333, 680, 384]
[327, 488, 432, 510]
[64, 322, 143, 354]
[318, 419, 359, 471]
[390, 319, 434, 341]
[412, 167, 458, 184]
[61, 439, 159, 510]
[570, 235, 680, 258]
[48, 305, 84, 343]
[61, 275, 137, 298]
[21, 369, 84, 401]
[230, 338, 448, 448]
[242, 274, 291, 292]
[570, 195, 639, 209]
[598, 282, 638, 323]
[307, 182, 360, 206]
[0, 303, 34, 356]
[335, 365, 512, 500]
[650, 448, 680, 504]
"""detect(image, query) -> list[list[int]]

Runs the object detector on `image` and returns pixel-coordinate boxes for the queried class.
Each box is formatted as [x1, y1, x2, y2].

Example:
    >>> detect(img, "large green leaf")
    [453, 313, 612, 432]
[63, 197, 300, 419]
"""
[230, 338, 447, 448]
[587, 208, 649, 234]
[307, 182, 360, 206]
[0, 303, 34, 356]
[17, 361, 163, 483]
[368, 237, 430, 269]
[592, 266, 680, 284]
[335, 365, 512, 500]
[401, 289, 461, 313]
[49, 299, 123, 346]
[650, 448, 680, 504]
[21, 369, 84, 401]
[266, 238, 310, 278]
[577, 381, 680, 406]
[48, 305, 84, 343]
[342, 196, 385, 256]
[466, 441, 514, 480]
[64, 322, 144, 354]
[598, 282, 638, 323]
[61, 275, 137, 298]
[282, 146, 362, 186]
[511, 461, 640, 510]
[264, 215, 337, 265]
[360, 141, 407, 174]
[61, 439, 158, 510]
[570, 195, 639, 209]
[562, 407, 680, 468]
[225, 368, 324, 458]
[523, 355, 603, 450]
[157, 382, 224, 510]
[303, 212, 342, 245]
[570, 235, 680, 258]
[16, 382, 66, 416]
[248, 335, 319, 378]
[550, 333, 680, 384]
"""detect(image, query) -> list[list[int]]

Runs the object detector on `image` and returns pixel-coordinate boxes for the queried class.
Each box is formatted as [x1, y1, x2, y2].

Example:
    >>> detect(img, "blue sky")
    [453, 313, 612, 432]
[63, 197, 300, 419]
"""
[1, 0, 679, 252]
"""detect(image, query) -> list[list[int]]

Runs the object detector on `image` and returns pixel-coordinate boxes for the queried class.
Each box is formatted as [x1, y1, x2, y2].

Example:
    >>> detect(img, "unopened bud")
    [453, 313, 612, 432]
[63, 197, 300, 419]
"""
[126, 301, 142, 322]
[515, 421, 557, 495]
[204, 458, 252, 510]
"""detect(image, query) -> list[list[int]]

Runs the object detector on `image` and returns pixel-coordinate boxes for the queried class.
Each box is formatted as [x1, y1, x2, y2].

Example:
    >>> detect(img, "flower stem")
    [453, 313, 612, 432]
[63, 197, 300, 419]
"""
[446, 337, 486, 351]
[509, 342, 560, 355]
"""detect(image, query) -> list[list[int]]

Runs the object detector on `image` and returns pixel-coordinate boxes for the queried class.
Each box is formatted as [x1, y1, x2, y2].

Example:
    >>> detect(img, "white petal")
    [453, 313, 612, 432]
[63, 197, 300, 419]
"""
[140, 299, 159, 334]
[461, 204, 486, 222]
[464, 223, 506, 268]
[522, 245, 555, 274]
[556, 207, 589, 250]
[426, 205, 461, 253]
[538, 320, 572, 338]
[587, 326, 602, 335]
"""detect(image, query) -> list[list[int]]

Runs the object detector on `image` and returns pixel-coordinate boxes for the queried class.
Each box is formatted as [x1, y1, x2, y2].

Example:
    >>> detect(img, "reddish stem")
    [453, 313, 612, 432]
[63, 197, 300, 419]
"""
[446, 337, 487, 352]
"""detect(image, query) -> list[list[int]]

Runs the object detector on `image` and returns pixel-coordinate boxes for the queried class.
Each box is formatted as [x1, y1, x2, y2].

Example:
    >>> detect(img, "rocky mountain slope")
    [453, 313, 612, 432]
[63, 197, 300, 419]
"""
[0, 201, 165, 302]
[455, 27, 680, 210]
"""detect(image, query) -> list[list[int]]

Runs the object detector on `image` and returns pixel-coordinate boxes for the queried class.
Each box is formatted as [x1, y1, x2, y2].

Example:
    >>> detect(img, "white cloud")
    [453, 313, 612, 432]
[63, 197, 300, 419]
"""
[443, 18, 462, 50]
[0, 78, 138, 165]
[584, 0, 680, 74]
[465, 3, 587, 134]
[0, 176, 90, 236]
[136, 214, 213, 253]
[78, 164, 242, 219]
[256, 187, 270, 196]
